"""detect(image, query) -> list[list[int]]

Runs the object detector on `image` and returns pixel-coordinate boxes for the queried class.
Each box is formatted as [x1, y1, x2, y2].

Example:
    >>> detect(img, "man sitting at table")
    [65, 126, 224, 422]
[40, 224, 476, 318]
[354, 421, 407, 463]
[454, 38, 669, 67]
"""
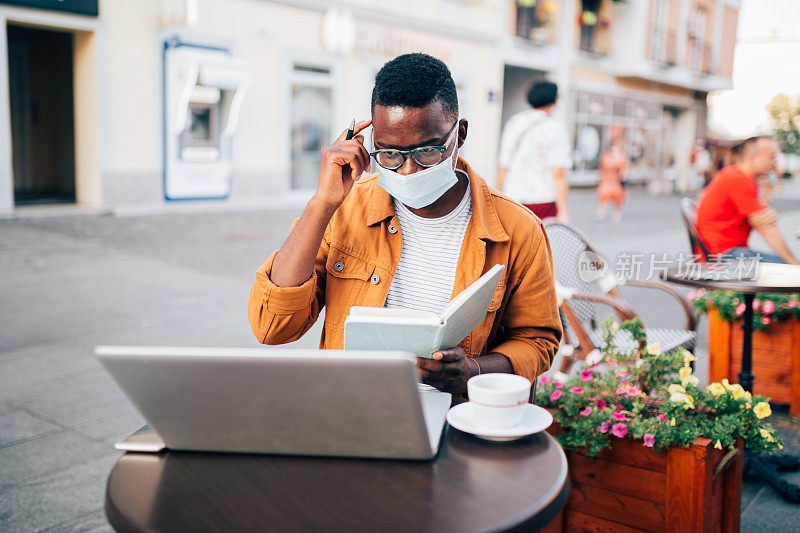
[247, 53, 561, 393]
[695, 136, 799, 265]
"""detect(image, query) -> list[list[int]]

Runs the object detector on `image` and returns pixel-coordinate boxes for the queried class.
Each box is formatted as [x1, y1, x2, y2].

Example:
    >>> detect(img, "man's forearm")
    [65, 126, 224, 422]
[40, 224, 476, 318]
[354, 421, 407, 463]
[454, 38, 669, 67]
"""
[470, 352, 514, 377]
[553, 167, 568, 219]
[755, 224, 800, 265]
[271, 197, 338, 287]
[496, 168, 507, 191]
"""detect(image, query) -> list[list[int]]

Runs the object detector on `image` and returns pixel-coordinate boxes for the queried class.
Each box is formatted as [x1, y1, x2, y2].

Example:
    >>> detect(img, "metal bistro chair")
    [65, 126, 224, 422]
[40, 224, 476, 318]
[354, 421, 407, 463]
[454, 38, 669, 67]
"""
[680, 198, 718, 262]
[544, 220, 698, 373]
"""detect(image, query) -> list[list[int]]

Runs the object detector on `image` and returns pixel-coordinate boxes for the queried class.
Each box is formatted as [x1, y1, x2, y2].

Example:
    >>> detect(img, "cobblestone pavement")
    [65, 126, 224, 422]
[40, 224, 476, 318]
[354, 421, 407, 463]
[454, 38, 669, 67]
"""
[2, 185, 799, 531]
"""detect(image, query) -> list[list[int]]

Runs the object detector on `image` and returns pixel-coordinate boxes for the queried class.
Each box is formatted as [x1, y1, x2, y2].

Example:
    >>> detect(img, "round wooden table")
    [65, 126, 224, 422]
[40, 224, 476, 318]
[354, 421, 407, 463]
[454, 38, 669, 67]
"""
[105, 427, 569, 532]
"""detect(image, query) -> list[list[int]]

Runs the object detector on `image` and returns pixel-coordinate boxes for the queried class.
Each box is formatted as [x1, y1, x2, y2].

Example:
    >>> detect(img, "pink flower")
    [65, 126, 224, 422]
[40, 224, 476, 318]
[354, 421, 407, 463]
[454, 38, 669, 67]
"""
[735, 303, 746, 317]
[580, 406, 592, 416]
[615, 383, 631, 395]
[599, 421, 610, 433]
[762, 300, 775, 315]
[615, 369, 629, 377]
[753, 298, 761, 311]
[553, 381, 564, 389]
[550, 389, 563, 402]
[596, 399, 607, 410]
[614, 404, 623, 413]
[569, 386, 585, 394]
[627, 387, 640, 398]
[612, 411, 627, 421]
[761, 316, 771, 325]
[656, 414, 668, 422]
[586, 396, 596, 402]
[611, 423, 628, 438]
[789, 299, 798, 309]
[538, 375, 551, 385]
[580, 368, 594, 382]
[643, 433, 655, 447]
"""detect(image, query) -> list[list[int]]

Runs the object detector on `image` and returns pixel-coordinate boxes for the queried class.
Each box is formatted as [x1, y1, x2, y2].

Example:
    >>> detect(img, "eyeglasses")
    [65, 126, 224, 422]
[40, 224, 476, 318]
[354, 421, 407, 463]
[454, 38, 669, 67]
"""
[370, 121, 459, 170]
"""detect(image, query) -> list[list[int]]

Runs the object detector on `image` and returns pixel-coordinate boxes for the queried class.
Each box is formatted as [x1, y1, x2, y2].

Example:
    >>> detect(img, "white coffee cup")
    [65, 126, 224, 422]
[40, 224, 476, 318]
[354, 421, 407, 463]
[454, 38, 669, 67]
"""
[467, 373, 531, 428]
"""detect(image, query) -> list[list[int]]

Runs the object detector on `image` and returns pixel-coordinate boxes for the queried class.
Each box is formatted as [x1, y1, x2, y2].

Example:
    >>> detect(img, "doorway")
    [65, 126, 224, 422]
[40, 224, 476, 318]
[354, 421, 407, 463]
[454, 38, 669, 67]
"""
[7, 24, 76, 205]
[500, 65, 547, 132]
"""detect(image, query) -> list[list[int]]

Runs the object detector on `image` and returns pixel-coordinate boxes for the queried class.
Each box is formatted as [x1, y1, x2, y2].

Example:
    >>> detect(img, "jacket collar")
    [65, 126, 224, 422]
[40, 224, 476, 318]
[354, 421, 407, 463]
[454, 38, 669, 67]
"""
[366, 157, 509, 243]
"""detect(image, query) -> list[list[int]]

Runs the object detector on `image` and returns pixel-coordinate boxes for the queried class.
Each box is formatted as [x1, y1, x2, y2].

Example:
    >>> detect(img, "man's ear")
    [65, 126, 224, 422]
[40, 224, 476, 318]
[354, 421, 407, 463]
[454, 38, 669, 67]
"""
[457, 119, 468, 148]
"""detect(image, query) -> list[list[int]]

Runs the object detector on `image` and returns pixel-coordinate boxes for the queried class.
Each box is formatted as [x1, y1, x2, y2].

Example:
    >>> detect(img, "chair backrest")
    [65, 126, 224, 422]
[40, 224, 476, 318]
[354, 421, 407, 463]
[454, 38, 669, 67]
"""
[679, 198, 712, 261]
[543, 221, 619, 327]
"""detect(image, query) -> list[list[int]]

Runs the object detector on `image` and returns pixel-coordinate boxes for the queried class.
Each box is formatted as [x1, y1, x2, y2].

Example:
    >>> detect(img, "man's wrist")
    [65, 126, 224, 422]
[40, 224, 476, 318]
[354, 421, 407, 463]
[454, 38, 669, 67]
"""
[307, 195, 340, 220]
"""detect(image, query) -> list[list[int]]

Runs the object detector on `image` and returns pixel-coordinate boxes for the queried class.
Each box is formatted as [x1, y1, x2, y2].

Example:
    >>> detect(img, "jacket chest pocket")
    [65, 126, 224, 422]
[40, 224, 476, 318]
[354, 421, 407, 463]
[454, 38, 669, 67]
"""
[325, 248, 374, 325]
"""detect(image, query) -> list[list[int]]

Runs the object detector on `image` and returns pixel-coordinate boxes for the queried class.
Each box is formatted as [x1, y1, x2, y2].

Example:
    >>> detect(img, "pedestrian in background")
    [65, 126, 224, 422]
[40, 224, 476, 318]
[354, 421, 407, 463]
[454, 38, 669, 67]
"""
[497, 80, 571, 222]
[595, 136, 629, 223]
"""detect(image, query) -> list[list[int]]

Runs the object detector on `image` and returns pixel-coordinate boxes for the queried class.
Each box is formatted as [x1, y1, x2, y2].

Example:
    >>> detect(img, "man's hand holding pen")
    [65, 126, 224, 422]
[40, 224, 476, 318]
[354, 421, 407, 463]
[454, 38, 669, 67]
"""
[314, 118, 372, 211]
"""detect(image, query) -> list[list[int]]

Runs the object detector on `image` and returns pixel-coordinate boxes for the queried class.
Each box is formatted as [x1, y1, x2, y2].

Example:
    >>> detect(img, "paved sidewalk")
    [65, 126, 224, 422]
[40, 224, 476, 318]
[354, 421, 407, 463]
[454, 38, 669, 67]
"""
[1, 186, 799, 531]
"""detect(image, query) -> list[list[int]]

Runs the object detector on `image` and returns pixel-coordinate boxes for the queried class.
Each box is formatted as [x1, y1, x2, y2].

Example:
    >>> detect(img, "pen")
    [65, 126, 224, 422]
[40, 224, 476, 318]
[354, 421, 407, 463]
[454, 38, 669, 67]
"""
[345, 118, 355, 140]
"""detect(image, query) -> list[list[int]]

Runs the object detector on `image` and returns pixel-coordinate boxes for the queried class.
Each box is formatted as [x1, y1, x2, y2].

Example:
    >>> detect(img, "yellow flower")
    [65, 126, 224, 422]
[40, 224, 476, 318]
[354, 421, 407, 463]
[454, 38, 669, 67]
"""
[611, 322, 619, 333]
[745, 402, 752, 410]
[683, 351, 697, 365]
[683, 395, 695, 409]
[721, 379, 732, 390]
[754, 402, 772, 419]
[679, 366, 696, 387]
[714, 440, 722, 450]
[730, 384, 746, 400]
[779, 444, 784, 450]
[647, 343, 662, 355]
[744, 391, 752, 402]
[707, 382, 726, 396]
[668, 384, 686, 396]
[760, 428, 775, 442]
[669, 417, 676, 426]
[670, 391, 687, 403]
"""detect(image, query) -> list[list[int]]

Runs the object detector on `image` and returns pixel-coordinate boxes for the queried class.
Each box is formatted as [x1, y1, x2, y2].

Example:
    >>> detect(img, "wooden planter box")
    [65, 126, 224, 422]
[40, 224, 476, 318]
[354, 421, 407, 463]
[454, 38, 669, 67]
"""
[544, 424, 743, 533]
[708, 308, 800, 416]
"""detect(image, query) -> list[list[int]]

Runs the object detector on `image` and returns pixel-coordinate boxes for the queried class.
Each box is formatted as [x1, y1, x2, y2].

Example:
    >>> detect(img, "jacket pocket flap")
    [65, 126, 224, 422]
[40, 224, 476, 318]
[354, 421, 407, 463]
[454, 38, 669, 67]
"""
[326, 248, 372, 281]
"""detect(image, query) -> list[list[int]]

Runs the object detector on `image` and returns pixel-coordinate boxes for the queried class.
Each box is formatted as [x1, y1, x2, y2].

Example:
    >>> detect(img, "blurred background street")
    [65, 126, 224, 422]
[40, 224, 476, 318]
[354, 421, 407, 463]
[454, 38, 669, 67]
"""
[2, 186, 800, 531]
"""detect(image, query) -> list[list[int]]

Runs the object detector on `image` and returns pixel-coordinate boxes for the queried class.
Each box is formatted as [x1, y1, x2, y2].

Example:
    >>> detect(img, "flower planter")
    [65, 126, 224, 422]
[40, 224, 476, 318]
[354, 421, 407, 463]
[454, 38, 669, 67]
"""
[708, 308, 800, 416]
[543, 423, 743, 533]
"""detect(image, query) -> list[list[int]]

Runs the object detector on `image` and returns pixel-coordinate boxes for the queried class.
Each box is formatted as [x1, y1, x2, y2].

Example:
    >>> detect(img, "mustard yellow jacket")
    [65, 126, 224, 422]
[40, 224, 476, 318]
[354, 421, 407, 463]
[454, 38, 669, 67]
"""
[247, 158, 562, 381]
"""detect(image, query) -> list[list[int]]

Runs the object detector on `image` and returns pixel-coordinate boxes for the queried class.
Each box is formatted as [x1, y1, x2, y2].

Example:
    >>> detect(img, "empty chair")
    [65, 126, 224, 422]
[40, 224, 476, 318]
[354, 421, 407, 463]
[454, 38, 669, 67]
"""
[544, 220, 698, 373]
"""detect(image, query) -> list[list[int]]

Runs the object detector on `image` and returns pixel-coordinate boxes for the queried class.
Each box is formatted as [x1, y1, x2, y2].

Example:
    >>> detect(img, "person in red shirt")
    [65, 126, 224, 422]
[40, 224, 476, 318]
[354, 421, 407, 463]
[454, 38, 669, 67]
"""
[695, 136, 799, 265]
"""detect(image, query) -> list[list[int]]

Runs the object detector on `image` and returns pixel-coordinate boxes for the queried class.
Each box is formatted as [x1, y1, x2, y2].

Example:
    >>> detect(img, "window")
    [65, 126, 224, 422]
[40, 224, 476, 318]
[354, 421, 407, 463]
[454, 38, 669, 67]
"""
[649, 0, 670, 63]
[688, 8, 707, 72]
[515, 0, 554, 43]
[289, 62, 335, 189]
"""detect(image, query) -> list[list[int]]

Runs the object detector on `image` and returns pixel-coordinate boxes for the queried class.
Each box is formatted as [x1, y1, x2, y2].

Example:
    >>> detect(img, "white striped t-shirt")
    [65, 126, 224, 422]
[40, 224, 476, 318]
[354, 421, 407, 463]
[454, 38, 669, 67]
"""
[384, 177, 472, 316]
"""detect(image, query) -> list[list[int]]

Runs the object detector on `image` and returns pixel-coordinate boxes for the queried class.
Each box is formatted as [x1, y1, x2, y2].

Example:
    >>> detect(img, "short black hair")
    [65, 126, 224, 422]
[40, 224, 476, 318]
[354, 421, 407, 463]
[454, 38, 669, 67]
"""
[527, 81, 558, 109]
[371, 53, 458, 118]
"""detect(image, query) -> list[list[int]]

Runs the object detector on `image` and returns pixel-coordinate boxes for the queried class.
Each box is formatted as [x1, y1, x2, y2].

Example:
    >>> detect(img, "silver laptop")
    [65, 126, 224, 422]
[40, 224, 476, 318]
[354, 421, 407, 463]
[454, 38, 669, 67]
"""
[96, 347, 452, 460]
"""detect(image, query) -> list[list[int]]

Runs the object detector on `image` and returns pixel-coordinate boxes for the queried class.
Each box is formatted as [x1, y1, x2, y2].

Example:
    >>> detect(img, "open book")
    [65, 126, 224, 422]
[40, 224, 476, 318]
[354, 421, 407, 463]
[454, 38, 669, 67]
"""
[343, 264, 504, 358]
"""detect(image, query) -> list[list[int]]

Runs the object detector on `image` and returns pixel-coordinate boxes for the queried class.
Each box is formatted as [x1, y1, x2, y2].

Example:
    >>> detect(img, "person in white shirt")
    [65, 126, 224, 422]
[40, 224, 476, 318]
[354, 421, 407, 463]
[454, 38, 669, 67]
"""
[497, 81, 571, 222]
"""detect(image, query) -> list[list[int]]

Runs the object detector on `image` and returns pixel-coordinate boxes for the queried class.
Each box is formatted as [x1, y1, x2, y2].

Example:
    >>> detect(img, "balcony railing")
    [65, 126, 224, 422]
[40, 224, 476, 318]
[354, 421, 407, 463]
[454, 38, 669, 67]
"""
[689, 38, 715, 75]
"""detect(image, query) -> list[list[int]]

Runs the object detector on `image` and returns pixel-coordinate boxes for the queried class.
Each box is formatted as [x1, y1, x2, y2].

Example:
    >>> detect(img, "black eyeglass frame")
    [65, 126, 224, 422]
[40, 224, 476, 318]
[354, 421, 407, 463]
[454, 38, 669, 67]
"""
[369, 120, 459, 170]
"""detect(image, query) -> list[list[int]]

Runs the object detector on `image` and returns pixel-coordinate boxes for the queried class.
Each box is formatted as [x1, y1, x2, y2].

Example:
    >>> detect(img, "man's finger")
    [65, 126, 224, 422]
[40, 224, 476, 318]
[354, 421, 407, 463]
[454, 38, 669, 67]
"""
[353, 118, 372, 135]
[432, 348, 465, 362]
[417, 357, 443, 372]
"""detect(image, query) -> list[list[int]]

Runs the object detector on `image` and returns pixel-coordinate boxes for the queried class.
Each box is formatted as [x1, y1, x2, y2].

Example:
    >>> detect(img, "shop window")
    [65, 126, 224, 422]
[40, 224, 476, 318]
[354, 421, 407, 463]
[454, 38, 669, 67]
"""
[290, 62, 334, 190]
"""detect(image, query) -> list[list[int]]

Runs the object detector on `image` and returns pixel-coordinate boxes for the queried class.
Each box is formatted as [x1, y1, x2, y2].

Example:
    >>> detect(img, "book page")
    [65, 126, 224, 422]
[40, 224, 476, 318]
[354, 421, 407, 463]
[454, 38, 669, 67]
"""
[343, 321, 441, 357]
[438, 264, 504, 350]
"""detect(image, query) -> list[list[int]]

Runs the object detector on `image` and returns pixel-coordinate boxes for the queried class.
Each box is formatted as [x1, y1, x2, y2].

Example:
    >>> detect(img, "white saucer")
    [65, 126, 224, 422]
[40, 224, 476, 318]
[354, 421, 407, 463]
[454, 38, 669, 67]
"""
[446, 402, 553, 442]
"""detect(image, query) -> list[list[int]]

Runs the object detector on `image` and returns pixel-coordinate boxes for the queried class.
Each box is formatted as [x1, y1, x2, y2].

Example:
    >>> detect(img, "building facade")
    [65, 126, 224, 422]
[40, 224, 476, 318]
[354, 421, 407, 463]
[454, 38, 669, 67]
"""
[0, 0, 739, 214]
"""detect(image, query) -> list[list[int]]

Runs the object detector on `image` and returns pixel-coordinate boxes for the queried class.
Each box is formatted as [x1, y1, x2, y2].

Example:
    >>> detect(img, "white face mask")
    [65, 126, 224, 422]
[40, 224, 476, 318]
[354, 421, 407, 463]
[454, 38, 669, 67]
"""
[373, 127, 460, 209]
